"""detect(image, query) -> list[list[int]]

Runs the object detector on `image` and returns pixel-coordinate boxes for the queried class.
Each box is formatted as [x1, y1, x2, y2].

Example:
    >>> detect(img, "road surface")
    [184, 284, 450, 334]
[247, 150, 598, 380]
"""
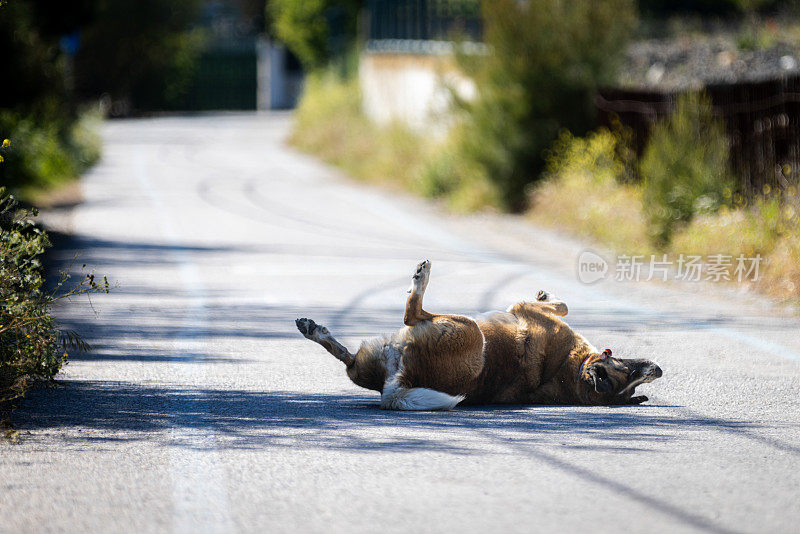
[3, 113, 799, 533]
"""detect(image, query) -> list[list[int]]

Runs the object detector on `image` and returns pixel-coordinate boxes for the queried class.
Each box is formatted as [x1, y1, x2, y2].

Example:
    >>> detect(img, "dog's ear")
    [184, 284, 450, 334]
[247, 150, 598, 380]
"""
[584, 364, 614, 393]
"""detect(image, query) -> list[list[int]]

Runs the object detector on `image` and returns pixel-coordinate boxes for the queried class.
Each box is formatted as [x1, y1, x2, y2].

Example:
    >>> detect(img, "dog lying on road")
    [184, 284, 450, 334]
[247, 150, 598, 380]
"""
[296, 260, 662, 410]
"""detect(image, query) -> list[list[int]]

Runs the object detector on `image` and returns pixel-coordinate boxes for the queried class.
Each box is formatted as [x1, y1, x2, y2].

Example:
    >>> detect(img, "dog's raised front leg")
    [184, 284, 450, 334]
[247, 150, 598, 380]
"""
[295, 318, 355, 366]
[404, 260, 434, 326]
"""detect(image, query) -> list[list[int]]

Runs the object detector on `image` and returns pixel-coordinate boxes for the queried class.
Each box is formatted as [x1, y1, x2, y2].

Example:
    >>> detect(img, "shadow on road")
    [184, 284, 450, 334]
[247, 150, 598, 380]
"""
[16, 379, 797, 456]
[16, 378, 769, 534]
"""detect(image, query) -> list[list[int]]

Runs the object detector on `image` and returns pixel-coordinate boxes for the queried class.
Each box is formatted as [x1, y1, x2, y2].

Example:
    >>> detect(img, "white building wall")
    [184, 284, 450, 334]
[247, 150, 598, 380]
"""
[359, 52, 475, 135]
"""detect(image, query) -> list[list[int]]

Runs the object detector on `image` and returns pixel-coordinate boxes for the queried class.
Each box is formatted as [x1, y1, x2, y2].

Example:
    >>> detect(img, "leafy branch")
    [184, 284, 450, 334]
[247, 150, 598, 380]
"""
[1, 183, 110, 403]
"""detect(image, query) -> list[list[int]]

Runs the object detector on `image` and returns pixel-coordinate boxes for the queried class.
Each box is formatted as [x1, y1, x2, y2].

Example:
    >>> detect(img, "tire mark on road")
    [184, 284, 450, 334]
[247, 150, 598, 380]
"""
[195, 174, 427, 251]
[476, 265, 536, 312]
[243, 177, 433, 248]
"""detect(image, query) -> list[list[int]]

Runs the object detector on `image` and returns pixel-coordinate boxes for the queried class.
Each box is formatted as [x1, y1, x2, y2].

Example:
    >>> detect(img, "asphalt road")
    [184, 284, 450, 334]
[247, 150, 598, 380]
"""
[3, 113, 799, 534]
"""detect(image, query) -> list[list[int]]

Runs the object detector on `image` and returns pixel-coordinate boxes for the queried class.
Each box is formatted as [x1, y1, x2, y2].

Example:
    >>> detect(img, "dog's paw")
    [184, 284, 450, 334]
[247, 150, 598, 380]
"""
[628, 395, 648, 405]
[536, 290, 550, 302]
[295, 318, 318, 338]
[408, 259, 431, 294]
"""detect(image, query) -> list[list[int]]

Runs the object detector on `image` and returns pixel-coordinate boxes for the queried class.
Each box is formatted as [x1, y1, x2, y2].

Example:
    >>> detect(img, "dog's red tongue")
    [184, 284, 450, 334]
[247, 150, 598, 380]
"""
[601, 348, 612, 359]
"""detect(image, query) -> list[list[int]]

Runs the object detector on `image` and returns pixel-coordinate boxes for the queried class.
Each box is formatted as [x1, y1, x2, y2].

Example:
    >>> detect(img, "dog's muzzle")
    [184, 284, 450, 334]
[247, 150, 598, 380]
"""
[630, 360, 663, 382]
[619, 359, 662, 396]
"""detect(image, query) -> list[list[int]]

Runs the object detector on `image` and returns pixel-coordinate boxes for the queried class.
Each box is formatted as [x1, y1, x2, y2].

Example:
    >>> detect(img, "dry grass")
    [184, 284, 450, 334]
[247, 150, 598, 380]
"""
[670, 191, 800, 300]
[289, 72, 500, 211]
[528, 128, 800, 302]
[290, 73, 427, 191]
[528, 130, 650, 254]
[528, 168, 648, 253]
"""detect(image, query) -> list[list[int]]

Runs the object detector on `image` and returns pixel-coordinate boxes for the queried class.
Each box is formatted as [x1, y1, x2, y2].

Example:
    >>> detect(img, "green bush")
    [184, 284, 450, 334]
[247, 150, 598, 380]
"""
[0, 109, 102, 198]
[416, 126, 501, 211]
[0, 1, 102, 198]
[641, 93, 733, 245]
[268, 0, 360, 69]
[433, 0, 637, 211]
[0, 188, 108, 405]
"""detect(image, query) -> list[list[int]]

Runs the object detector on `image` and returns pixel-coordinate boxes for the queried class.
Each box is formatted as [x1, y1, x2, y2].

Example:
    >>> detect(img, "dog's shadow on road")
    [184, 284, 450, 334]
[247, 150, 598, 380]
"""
[15, 380, 798, 459]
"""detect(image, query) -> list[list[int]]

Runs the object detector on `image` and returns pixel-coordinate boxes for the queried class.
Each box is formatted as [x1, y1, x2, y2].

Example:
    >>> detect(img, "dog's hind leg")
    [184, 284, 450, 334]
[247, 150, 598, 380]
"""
[295, 318, 354, 366]
[507, 290, 569, 318]
[404, 260, 435, 326]
[533, 290, 569, 316]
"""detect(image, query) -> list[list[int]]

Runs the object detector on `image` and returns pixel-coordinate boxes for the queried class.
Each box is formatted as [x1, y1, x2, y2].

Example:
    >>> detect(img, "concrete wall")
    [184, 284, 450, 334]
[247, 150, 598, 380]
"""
[359, 51, 475, 135]
[257, 39, 304, 110]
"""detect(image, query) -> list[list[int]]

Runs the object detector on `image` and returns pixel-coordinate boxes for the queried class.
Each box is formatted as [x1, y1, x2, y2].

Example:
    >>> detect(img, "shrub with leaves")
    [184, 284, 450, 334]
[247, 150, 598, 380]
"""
[641, 93, 733, 245]
[0, 110, 102, 198]
[436, 0, 637, 211]
[0, 186, 108, 405]
[268, 0, 361, 69]
[0, 1, 102, 198]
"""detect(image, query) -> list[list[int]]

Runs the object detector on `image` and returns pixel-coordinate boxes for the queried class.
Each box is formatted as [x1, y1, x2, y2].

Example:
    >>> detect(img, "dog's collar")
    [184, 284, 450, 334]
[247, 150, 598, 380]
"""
[577, 356, 593, 381]
[578, 357, 590, 377]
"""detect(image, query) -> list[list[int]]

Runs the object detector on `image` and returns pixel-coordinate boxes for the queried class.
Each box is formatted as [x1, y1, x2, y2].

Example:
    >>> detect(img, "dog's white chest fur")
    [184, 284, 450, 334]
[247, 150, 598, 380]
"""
[382, 342, 403, 376]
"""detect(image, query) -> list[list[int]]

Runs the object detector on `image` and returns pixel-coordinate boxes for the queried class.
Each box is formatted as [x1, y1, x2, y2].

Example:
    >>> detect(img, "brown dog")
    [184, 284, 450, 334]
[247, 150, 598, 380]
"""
[296, 260, 662, 410]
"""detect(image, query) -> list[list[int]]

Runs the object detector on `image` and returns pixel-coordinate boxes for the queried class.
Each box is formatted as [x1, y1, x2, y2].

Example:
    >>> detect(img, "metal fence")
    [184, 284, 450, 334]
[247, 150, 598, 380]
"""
[365, 0, 482, 48]
[175, 2, 259, 111]
[597, 75, 800, 194]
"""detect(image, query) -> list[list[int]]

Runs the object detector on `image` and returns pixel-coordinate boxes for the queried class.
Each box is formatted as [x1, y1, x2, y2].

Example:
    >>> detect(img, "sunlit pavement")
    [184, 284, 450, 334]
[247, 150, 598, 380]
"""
[2, 113, 799, 533]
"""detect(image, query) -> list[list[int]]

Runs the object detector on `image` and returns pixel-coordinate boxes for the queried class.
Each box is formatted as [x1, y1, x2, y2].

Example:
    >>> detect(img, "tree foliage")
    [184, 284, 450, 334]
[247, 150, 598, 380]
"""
[75, 0, 206, 111]
[267, 0, 360, 68]
[444, 0, 637, 211]
[0, 1, 71, 115]
[641, 93, 733, 245]
[0, 1, 102, 197]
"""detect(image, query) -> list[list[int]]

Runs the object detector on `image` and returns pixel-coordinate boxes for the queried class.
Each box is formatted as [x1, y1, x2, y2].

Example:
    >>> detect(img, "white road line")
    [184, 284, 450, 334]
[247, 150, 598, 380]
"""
[135, 150, 235, 534]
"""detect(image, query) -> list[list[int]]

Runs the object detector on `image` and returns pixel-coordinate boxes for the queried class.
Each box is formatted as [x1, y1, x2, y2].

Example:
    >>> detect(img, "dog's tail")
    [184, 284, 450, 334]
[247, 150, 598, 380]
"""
[381, 378, 464, 411]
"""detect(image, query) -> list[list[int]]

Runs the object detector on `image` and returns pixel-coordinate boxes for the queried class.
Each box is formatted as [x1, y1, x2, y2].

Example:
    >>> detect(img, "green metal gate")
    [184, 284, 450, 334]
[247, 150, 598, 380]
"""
[179, 41, 257, 111]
